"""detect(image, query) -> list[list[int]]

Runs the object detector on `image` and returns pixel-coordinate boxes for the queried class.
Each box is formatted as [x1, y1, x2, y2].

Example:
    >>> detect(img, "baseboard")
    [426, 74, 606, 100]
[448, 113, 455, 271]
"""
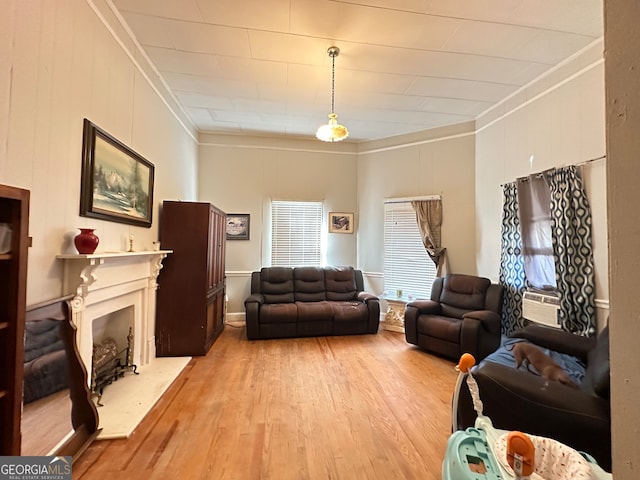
[380, 320, 405, 333]
[225, 312, 246, 327]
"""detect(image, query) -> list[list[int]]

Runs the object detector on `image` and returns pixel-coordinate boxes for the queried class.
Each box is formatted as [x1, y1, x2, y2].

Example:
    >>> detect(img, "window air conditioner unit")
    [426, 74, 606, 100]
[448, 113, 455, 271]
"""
[522, 290, 561, 329]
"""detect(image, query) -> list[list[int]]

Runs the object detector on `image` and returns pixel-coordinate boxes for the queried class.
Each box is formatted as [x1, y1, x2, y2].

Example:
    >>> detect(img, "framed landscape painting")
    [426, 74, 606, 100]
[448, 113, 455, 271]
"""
[80, 119, 155, 228]
[226, 214, 250, 240]
[329, 212, 354, 233]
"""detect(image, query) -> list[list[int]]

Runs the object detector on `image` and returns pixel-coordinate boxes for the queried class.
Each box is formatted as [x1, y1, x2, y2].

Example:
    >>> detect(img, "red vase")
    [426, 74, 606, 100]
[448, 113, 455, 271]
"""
[74, 228, 99, 254]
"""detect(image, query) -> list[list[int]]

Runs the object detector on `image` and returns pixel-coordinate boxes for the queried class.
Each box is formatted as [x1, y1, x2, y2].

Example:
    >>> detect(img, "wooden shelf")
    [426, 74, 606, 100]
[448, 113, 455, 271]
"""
[56, 250, 172, 260]
[0, 183, 29, 455]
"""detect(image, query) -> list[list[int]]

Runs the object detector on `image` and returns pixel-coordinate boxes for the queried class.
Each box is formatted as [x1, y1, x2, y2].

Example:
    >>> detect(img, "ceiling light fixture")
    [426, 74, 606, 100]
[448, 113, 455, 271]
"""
[316, 46, 349, 142]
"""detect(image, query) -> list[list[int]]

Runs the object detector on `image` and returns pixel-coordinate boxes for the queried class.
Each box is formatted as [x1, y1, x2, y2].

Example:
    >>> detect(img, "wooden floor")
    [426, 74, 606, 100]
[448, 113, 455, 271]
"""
[73, 326, 459, 479]
[22, 388, 72, 456]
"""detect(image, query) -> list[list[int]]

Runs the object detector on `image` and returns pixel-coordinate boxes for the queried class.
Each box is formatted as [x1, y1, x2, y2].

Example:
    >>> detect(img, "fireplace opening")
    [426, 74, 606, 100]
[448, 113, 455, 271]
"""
[91, 307, 139, 405]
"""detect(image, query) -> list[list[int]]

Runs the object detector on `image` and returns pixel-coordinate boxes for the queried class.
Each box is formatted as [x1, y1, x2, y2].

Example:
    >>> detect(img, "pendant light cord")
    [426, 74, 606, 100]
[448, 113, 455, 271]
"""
[331, 52, 336, 115]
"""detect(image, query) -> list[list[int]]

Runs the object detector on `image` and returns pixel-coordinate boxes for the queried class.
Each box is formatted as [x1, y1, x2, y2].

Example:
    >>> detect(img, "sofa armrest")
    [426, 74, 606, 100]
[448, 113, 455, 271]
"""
[404, 300, 441, 345]
[462, 310, 501, 335]
[510, 324, 596, 360]
[244, 294, 265, 340]
[405, 299, 441, 315]
[356, 293, 381, 334]
[357, 291, 378, 303]
[459, 311, 501, 361]
[244, 293, 265, 305]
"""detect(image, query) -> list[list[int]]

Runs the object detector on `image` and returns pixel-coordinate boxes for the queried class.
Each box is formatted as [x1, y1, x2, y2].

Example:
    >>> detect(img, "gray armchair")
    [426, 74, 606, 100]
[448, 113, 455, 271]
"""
[404, 274, 504, 361]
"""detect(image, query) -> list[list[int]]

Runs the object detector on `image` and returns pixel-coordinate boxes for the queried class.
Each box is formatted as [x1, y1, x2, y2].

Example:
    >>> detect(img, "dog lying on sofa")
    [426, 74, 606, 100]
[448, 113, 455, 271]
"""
[510, 341, 577, 387]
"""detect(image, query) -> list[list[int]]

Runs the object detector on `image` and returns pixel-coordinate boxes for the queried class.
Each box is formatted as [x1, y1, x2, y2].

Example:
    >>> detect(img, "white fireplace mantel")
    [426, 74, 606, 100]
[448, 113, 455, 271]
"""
[56, 250, 193, 439]
[57, 250, 172, 376]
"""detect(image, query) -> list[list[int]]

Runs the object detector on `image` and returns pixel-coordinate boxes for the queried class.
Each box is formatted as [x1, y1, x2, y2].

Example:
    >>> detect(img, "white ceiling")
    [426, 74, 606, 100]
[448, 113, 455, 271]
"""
[111, 0, 603, 142]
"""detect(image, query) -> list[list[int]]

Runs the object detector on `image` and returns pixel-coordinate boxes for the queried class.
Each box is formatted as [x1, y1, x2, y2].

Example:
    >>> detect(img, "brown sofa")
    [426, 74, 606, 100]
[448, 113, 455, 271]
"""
[404, 274, 504, 362]
[455, 324, 611, 471]
[244, 266, 380, 340]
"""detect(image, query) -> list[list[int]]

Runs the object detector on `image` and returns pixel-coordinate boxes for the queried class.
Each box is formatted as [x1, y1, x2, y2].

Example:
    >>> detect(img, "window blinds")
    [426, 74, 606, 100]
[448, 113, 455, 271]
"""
[271, 200, 323, 267]
[383, 201, 436, 300]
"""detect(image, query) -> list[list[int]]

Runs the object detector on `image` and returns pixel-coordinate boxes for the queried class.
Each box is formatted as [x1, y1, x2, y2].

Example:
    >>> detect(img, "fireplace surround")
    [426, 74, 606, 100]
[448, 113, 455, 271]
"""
[57, 251, 190, 438]
[57, 251, 169, 371]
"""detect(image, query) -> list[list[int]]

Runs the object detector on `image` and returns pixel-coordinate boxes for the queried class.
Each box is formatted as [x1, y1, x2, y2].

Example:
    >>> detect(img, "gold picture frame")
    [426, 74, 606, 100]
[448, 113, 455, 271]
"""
[80, 119, 155, 228]
[329, 212, 354, 234]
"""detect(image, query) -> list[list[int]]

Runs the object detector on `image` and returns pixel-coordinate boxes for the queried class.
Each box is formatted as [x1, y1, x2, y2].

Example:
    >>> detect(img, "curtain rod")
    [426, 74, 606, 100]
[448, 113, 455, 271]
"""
[500, 155, 606, 187]
[384, 194, 441, 204]
[576, 154, 606, 166]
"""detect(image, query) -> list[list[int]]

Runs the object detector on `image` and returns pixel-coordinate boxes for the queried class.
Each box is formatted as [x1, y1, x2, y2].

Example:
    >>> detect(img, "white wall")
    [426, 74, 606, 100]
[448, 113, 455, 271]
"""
[197, 133, 359, 315]
[474, 39, 609, 327]
[0, 0, 198, 305]
[356, 121, 478, 294]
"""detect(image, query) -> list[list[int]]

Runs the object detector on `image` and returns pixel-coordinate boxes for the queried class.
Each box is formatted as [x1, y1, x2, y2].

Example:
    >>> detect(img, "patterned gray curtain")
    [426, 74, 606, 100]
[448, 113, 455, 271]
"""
[545, 166, 596, 336]
[411, 199, 448, 276]
[499, 182, 526, 335]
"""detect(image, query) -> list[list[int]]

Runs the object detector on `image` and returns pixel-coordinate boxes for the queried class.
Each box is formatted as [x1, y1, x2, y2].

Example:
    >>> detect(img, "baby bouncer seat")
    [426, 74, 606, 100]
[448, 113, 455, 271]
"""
[442, 354, 612, 480]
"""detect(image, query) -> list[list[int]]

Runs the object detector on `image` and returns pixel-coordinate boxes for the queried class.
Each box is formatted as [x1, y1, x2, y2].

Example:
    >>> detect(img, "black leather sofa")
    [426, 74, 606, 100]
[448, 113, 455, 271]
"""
[455, 324, 611, 471]
[244, 266, 380, 340]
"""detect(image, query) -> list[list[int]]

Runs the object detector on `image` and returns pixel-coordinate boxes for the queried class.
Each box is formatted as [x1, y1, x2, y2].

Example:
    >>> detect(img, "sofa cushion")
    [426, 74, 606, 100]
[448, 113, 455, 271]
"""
[332, 301, 368, 322]
[296, 301, 334, 321]
[294, 267, 327, 302]
[325, 266, 357, 301]
[260, 303, 298, 323]
[439, 274, 491, 318]
[23, 349, 68, 404]
[261, 267, 295, 304]
[24, 319, 64, 363]
[418, 314, 461, 343]
[482, 336, 587, 386]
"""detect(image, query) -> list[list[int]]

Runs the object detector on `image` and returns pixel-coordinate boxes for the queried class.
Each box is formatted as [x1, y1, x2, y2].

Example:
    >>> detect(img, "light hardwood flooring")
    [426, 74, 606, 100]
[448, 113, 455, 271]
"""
[21, 389, 73, 456]
[73, 325, 459, 479]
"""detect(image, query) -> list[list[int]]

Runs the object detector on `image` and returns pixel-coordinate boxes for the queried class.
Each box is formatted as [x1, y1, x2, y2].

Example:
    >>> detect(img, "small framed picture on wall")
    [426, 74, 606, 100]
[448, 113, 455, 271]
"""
[226, 214, 250, 240]
[329, 212, 354, 234]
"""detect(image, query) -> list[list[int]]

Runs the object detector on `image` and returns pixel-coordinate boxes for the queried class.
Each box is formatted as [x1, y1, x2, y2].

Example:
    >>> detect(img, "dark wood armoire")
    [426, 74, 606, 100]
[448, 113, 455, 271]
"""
[156, 201, 226, 356]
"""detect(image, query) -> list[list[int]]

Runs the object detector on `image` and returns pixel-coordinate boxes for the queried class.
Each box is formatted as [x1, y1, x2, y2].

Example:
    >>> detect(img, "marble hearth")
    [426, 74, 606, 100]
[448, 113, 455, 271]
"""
[57, 251, 190, 438]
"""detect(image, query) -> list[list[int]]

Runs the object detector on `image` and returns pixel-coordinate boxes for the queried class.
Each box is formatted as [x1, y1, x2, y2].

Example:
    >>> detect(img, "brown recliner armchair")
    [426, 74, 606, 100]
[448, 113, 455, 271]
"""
[455, 324, 611, 472]
[404, 274, 504, 361]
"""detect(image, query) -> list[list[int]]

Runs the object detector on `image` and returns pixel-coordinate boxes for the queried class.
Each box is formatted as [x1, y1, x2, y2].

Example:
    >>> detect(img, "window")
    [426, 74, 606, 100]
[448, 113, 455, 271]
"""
[271, 200, 323, 267]
[517, 176, 556, 291]
[383, 201, 437, 300]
